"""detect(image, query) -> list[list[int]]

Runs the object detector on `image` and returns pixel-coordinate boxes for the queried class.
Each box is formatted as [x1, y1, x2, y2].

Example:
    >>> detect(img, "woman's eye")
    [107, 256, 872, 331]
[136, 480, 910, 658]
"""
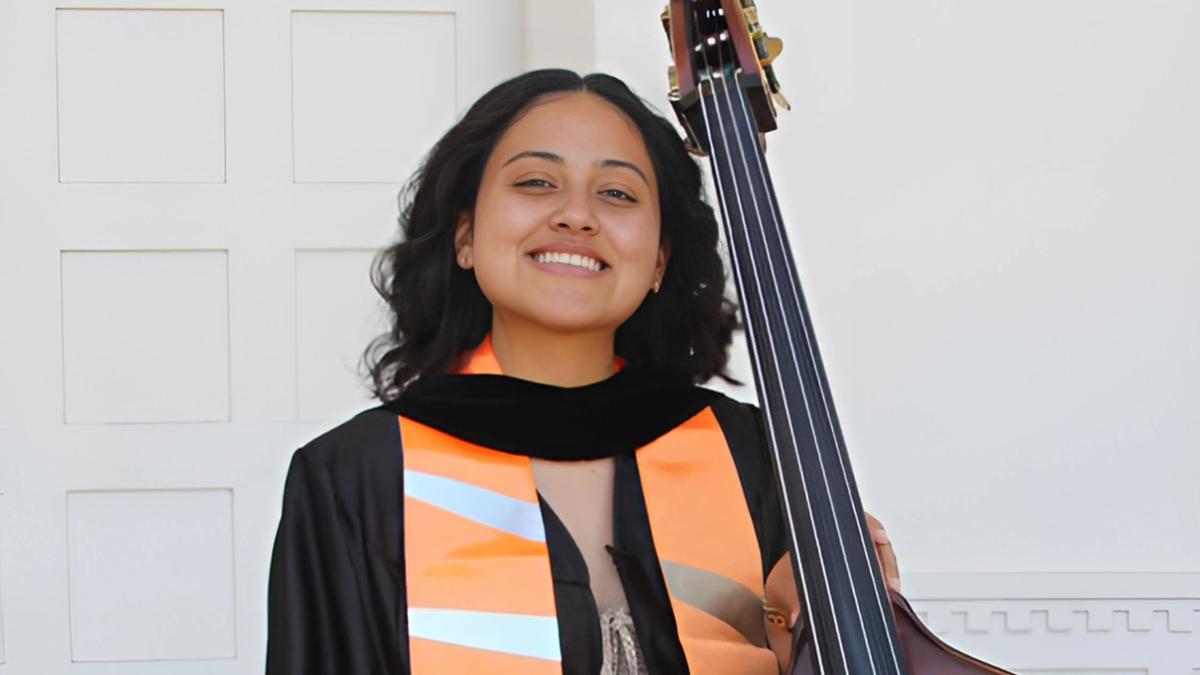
[515, 178, 553, 188]
[601, 189, 637, 202]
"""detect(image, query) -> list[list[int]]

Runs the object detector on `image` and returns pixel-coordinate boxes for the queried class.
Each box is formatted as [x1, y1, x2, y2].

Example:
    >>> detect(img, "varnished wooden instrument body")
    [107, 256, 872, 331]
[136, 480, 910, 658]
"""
[662, 2, 1017, 673]
[792, 592, 1014, 674]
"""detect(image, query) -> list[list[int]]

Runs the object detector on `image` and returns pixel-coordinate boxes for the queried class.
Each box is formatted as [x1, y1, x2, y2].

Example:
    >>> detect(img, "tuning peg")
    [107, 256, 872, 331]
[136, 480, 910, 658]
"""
[761, 36, 783, 66]
[772, 88, 791, 112]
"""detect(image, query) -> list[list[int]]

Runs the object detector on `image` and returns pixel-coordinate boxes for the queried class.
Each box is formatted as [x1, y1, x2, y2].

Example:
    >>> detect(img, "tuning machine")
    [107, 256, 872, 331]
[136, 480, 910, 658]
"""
[741, 1, 790, 112]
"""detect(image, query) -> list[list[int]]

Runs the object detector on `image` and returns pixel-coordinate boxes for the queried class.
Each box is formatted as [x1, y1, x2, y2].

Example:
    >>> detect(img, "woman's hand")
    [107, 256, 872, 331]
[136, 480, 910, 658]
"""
[766, 512, 902, 672]
[866, 512, 901, 593]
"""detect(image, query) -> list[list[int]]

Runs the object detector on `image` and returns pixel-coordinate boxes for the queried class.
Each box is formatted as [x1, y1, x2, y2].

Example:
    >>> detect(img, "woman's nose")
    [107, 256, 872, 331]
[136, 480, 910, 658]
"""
[549, 188, 599, 233]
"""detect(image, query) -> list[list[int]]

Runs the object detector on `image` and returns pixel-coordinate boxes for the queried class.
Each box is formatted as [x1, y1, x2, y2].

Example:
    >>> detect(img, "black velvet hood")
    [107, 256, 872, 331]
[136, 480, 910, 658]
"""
[383, 363, 723, 461]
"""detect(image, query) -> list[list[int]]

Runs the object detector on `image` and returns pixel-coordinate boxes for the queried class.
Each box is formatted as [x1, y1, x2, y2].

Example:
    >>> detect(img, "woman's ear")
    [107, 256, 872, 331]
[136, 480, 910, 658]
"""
[454, 212, 474, 269]
[654, 236, 671, 286]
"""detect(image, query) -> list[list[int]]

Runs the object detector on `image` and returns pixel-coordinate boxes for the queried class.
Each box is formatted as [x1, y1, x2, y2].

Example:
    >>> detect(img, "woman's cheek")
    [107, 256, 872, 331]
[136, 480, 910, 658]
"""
[612, 225, 662, 279]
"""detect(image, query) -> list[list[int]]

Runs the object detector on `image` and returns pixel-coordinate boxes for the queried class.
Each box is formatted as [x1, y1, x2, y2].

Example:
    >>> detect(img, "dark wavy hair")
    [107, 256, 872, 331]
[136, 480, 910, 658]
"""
[363, 68, 742, 402]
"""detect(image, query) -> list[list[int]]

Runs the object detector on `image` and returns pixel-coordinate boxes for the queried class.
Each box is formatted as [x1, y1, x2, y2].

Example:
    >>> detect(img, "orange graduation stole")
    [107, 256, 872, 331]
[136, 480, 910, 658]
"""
[398, 334, 778, 674]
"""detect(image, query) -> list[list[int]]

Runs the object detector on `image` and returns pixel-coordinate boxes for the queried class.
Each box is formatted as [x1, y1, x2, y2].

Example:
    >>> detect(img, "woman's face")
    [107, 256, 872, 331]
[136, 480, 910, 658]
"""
[455, 92, 667, 336]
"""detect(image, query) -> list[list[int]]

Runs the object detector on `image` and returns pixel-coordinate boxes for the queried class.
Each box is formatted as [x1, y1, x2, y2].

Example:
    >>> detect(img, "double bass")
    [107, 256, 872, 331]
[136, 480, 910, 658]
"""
[660, 2, 1017, 673]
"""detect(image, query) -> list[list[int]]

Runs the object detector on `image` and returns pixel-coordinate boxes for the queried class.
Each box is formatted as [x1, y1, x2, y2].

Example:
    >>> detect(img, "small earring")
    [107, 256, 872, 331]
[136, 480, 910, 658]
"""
[653, 281, 660, 293]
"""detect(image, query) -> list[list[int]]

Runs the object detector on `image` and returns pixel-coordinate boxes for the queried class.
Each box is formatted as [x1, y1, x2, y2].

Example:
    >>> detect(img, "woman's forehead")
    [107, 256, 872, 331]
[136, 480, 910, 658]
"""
[495, 92, 652, 169]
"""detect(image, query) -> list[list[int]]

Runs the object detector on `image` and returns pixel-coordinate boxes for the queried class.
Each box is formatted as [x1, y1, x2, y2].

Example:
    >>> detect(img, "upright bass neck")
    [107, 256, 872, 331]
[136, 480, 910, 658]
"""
[663, 1, 909, 672]
[661, 4, 1020, 673]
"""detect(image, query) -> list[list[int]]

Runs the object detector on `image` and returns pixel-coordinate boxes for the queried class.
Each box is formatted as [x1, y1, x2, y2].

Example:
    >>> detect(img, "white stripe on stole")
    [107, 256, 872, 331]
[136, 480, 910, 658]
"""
[403, 468, 546, 542]
[408, 608, 563, 662]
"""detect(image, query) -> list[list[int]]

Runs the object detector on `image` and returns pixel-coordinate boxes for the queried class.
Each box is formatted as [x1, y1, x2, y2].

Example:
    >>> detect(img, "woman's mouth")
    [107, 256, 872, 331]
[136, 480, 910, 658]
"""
[526, 251, 609, 277]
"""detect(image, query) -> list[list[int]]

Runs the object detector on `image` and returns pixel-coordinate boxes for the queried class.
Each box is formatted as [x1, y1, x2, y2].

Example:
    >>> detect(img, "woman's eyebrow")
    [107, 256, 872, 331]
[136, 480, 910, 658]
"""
[503, 151, 649, 186]
[503, 150, 562, 167]
[597, 159, 649, 186]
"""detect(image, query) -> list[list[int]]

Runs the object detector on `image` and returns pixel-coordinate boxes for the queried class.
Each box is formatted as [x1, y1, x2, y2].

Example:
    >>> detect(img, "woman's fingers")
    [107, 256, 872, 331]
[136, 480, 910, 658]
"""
[864, 512, 901, 593]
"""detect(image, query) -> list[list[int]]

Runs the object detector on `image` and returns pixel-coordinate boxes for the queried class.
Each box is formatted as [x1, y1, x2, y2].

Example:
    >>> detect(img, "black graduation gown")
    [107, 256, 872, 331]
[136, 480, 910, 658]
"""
[265, 367, 788, 675]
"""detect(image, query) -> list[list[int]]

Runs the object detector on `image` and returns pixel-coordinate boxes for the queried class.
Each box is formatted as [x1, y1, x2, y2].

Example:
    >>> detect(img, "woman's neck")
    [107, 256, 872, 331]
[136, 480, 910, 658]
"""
[490, 313, 617, 387]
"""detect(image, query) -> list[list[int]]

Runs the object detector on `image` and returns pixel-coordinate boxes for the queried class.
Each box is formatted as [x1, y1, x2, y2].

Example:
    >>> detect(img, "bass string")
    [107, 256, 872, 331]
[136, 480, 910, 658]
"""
[687, 3, 841, 672]
[721, 77, 903, 673]
[708, 31, 884, 674]
[714, 62, 870, 675]
[691, 2, 904, 671]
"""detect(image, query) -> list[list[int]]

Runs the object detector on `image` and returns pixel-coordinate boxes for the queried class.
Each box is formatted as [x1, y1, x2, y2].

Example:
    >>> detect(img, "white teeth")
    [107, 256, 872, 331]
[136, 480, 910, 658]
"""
[533, 251, 603, 271]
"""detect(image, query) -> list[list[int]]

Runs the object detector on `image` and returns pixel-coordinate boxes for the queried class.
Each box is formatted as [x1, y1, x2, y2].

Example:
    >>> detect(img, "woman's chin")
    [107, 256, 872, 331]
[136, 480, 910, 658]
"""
[501, 304, 627, 335]
[529, 314, 615, 334]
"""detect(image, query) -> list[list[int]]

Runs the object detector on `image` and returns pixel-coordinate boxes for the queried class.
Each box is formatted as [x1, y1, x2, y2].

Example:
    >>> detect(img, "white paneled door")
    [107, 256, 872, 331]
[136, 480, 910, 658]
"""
[0, 1, 523, 672]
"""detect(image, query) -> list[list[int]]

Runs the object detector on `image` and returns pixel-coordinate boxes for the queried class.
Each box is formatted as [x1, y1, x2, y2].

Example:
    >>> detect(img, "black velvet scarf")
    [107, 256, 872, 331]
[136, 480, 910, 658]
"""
[383, 364, 722, 460]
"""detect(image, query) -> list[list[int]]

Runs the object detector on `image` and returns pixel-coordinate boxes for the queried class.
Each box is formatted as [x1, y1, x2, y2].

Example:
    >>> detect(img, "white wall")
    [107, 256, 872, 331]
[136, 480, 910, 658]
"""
[593, 0, 1199, 672]
[0, 1, 524, 673]
[525, 0, 595, 72]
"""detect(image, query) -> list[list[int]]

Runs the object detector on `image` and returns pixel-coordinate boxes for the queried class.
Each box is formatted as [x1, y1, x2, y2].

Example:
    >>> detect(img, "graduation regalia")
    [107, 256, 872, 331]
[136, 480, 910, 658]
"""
[266, 334, 796, 674]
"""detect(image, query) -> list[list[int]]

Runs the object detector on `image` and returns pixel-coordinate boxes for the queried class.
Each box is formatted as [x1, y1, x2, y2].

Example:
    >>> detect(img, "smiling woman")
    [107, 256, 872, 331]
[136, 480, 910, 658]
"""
[362, 70, 740, 397]
[454, 91, 672, 387]
[265, 69, 900, 675]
